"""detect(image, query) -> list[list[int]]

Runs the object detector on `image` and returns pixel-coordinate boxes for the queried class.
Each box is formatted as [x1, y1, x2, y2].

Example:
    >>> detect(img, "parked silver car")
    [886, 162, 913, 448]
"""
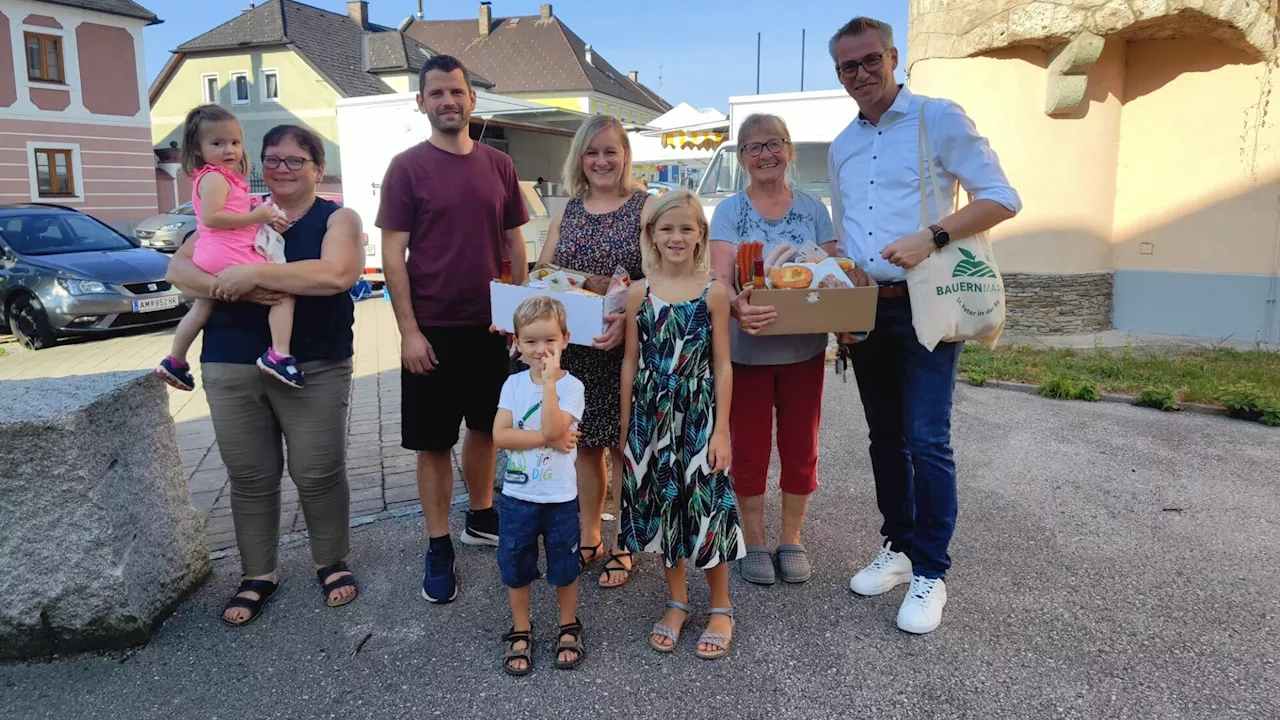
[132, 201, 198, 253]
[0, 204, 190, 350]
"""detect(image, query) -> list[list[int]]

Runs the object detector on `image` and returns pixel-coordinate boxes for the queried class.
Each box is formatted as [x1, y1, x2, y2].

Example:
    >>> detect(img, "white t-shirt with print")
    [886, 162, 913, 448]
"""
[498, 369, 585, 504]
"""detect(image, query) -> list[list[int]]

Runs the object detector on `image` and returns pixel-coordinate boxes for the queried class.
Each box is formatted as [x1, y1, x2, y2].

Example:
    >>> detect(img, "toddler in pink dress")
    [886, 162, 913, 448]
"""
[155, 105, 301, 391]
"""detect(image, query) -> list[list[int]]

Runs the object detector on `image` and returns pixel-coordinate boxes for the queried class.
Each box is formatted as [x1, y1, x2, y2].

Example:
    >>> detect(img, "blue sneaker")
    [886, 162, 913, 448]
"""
[155, 356, 195, 391]
[256, 349, 304, 388]
[421, 536, 458, 603]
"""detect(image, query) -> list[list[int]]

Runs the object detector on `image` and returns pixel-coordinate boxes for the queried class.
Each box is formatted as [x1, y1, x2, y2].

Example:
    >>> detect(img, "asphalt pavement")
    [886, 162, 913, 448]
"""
[2, 381, 1277, 720]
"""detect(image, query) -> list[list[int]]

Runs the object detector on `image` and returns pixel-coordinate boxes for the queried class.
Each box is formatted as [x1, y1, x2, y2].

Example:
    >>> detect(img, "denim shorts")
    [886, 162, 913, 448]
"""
[497, 494, 580, 588]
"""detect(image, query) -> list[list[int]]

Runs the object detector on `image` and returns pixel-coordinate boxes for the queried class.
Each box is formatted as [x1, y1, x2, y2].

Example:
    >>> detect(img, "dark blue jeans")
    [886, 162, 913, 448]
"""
[847, 294, 963, 580]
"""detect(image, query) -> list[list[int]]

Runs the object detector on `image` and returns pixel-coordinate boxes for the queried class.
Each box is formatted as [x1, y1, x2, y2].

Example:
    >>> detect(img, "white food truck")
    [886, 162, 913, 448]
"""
[336, 91, 583, 285]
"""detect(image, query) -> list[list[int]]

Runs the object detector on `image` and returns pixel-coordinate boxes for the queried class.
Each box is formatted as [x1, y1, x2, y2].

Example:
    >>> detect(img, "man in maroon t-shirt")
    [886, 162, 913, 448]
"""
[376, 55, 529, 604]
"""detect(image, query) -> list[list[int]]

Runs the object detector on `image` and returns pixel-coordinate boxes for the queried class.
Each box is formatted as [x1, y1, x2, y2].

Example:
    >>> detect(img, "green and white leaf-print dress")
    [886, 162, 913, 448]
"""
[619, 281, 746, 569]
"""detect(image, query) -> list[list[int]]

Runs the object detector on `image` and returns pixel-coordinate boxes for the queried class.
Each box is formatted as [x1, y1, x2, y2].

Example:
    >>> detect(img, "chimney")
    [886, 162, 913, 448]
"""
[540, 4, 552, 20]
[347, 0, 369, 30]
[584, 44, 593, 66]
[479, 2, 492, 37]
[629, 70, 638, 83]
[416, 0, 424, 19]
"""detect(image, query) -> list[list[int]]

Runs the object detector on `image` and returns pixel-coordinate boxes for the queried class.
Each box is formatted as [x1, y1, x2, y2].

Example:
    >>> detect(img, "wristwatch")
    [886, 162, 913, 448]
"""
[928, 224, 950, 248]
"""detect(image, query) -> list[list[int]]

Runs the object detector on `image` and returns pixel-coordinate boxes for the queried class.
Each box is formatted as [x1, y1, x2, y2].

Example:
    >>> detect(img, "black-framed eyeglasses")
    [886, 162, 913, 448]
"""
[262, 156, 312, 170]
[740, 138, 789, 157]
[837, 53, 885, 78]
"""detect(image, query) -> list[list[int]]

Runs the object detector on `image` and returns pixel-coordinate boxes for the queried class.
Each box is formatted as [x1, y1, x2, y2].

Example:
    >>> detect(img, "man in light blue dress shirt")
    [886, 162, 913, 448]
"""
[828, 16, 1022, 635]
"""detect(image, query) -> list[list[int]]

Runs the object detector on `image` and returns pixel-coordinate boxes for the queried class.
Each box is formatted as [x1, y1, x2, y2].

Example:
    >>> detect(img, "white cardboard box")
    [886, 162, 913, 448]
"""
[490, 282, 607, 347]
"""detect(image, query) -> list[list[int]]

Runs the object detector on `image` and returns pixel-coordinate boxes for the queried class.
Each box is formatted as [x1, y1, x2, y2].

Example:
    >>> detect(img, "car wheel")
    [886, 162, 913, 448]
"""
[7, 293, 55, 350]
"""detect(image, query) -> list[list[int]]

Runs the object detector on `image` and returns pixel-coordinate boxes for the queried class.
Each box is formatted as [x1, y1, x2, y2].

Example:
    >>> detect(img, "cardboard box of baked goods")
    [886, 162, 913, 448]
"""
[745, 258, 879, 336]
[490, 264, 630, 346]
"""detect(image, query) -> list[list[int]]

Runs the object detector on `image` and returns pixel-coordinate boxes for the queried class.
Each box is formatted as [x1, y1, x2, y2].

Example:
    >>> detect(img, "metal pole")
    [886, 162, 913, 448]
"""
[747, 33, 757, 94]
[801, 29, 806, 91]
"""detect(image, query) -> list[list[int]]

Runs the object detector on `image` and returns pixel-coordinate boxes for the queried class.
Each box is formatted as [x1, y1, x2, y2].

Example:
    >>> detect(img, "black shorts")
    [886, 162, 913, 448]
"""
[402, 325, 510, 452]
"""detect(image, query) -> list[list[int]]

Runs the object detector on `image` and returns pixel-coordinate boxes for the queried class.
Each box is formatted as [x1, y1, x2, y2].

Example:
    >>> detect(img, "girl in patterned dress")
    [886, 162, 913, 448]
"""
[619, 190, 745, 660]
[537, 115, 653, 589]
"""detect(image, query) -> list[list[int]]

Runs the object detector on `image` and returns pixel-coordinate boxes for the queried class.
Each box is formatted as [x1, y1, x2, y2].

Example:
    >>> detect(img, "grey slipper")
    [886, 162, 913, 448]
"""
[776, 543, 812, 583]
[740, 546, 777, 585]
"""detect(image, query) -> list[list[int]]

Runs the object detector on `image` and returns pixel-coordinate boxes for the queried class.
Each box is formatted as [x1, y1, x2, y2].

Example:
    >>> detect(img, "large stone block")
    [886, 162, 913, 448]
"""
[0, 372, 210, 659]
[908, 0, 1276, 68]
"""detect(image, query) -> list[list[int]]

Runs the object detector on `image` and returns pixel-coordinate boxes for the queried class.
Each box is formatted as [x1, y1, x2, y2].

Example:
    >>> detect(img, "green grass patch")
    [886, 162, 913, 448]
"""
[961, 344, 1280, 421]
[1135, 387, 1181, 412]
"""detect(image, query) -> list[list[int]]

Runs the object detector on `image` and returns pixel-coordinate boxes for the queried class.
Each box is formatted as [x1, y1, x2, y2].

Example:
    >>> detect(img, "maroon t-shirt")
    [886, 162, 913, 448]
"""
[375, 141, 529, 328]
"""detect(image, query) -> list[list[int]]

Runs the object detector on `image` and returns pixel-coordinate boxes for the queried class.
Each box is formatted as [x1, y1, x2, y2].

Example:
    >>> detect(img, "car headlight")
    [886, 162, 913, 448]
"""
[58, 278, 114, 296]
[157, 223, 185, 232]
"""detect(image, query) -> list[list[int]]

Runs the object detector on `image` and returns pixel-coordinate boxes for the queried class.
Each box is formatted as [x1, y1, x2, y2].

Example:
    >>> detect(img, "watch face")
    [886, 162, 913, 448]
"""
[933, 230, 949, 247]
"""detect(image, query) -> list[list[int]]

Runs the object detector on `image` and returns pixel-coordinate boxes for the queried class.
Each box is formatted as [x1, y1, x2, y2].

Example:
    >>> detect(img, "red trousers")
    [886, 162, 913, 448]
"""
[729, 353, 825, 497]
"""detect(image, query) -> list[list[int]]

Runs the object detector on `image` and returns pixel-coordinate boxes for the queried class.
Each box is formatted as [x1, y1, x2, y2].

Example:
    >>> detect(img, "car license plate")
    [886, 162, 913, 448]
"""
[133, 295, 179, 313]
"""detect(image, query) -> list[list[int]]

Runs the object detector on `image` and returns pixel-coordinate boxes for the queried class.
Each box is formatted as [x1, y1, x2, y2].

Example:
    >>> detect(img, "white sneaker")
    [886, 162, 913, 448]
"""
[848, 543, 913, 596]
[896, 575, 947, 634]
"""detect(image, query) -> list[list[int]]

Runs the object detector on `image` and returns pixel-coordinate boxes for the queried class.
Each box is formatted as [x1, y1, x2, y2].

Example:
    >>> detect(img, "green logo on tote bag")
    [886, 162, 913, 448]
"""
[935, 247, 1003, 317]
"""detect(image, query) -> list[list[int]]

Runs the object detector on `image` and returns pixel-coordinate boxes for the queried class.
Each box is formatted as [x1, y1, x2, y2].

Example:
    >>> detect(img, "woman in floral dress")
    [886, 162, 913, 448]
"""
[537, 115, 653, 588]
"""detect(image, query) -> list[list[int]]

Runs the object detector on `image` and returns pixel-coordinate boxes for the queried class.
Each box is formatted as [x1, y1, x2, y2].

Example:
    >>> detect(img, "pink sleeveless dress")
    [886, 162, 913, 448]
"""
[190, 165, 268, 275]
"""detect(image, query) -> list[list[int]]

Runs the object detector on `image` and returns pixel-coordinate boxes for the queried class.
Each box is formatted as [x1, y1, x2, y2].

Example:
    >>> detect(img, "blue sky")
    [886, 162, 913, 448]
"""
[140, 0, 908, 112]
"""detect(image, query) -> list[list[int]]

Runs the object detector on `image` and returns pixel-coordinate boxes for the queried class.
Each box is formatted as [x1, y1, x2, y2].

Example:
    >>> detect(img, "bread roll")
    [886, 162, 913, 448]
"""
[769, 265, 814, 289]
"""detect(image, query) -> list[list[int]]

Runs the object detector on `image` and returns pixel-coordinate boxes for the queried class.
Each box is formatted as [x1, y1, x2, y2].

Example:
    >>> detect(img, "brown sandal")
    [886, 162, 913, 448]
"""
[554, 619, 586, 669]
[503, 628, 533, 676]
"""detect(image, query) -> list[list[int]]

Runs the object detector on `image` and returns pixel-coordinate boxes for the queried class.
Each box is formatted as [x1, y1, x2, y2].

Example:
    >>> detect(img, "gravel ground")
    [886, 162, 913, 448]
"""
[2, 381, 1277, 720]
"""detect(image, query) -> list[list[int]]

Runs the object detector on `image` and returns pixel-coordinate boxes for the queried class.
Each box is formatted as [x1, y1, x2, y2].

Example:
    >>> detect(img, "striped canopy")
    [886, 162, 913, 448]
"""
[661, 130, 726, 150]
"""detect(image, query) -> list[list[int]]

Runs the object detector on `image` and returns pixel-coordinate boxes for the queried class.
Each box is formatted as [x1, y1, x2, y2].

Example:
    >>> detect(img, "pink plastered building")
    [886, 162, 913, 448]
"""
[0, 0, 161, 232]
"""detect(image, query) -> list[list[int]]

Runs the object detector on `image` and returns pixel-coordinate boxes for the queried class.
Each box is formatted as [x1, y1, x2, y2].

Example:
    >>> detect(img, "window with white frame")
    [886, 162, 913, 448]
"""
[202, 73, 219, 104]
[231, 72, 249, 104]
[261, 69, 279, 103]
[26, 142, 83, 203]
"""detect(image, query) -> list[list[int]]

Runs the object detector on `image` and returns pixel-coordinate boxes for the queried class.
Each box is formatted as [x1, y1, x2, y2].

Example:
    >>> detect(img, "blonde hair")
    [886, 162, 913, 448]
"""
[640, 190, 709, 274]
[512, 295, 568, 337]
[562, 115, 638, 197]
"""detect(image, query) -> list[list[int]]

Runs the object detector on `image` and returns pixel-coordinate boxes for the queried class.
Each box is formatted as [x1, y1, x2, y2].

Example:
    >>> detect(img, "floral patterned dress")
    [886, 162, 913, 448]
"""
[619, 281, 746, 569]
[551, 191, 647, 449]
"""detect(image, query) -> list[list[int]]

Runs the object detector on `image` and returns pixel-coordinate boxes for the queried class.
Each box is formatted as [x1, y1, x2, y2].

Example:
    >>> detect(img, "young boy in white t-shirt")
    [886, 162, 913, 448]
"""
[492, 295, 586, 676]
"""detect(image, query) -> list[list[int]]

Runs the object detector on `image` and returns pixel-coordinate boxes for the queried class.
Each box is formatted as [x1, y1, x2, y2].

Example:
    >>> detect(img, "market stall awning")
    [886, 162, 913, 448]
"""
[644, 118, 730, 150]
[661, 129, 726, 150]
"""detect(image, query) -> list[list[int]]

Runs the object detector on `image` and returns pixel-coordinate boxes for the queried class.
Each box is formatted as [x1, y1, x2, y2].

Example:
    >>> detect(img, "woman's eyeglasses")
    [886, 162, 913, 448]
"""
[262, 156, 312, 170]
[740, 138, 789, 157]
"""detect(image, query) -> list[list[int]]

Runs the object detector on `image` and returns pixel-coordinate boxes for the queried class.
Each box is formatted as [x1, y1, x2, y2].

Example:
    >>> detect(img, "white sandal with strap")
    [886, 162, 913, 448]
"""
[695, 607, 735, 660]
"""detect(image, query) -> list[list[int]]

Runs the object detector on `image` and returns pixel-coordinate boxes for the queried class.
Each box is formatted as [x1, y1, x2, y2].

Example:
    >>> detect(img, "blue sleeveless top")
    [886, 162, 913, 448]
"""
[200, 198, 354, 365]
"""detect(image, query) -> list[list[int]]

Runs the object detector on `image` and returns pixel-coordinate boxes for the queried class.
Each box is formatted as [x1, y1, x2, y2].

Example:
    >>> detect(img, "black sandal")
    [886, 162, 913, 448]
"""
[598, 551, 633, 588]
[503, 628, 534, 676]
[316, 561, 358, 607]
[221, 578, 279, 627]
[578, 542, 604, 572]
[554, 619, 586, 670]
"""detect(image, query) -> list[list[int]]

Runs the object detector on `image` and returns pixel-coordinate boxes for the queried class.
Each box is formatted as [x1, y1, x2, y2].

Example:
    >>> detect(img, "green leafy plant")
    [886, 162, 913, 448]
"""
[1038, 375, 1078, 400]
[1257, 398, 1280, 427]
[1075, 381, 1101, 402]
[1039, 375, 1099, 402]
[1136, 387, 1181, 412]
[966, 372, 988, 387]
[1220, 382, 1263, 419]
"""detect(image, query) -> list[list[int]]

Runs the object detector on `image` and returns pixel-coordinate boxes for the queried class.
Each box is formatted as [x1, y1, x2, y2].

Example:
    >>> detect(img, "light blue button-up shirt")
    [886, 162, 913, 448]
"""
[829, 85, 1021, 283]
